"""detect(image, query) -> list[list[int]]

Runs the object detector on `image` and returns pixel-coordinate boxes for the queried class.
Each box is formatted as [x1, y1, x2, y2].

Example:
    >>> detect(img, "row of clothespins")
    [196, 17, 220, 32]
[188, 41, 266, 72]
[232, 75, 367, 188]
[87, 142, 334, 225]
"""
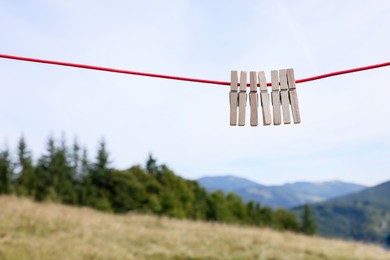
[229, 68, 301, 126]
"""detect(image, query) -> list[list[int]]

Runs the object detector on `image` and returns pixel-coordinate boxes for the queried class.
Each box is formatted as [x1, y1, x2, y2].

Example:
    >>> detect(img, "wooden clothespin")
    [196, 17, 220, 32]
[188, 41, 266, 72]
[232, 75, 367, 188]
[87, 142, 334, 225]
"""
[229, 71, 239, 126]
[271, 70, 281, 125]
[229, 68, 301, 127]
[258, 71, 272, 126]
[249, 71, 258, 126]
[287, 68, 301, 124]
[238, 71, 247, 126]
[279, 69, 291, 124]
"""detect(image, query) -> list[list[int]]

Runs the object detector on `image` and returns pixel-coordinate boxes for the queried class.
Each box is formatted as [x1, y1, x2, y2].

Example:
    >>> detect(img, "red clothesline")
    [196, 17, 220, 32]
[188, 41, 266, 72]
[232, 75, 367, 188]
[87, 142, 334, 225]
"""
[1, 53, 390, 87]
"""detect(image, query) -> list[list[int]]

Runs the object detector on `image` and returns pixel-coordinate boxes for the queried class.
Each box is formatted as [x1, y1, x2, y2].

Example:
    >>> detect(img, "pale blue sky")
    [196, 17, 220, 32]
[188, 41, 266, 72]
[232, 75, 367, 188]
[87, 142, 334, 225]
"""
[1, 1, 390, 186]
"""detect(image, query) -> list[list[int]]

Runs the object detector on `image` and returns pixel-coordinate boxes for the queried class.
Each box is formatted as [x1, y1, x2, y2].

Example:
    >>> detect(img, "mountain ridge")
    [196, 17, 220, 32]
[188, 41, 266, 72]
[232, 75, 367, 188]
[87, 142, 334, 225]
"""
[197, 175, 263, 193]
[197, 175, 367, 209]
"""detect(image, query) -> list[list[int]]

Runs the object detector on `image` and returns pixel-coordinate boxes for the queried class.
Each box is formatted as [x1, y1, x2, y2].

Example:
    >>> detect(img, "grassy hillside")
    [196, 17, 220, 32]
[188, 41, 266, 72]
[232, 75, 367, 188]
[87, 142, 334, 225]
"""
[293, 180, 390, 243]
[0, 196, 389, 260]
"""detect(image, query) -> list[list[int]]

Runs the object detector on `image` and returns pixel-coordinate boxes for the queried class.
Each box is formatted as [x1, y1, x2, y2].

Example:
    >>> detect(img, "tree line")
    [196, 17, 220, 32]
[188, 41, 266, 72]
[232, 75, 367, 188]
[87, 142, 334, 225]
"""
[0, 136, 315, 234]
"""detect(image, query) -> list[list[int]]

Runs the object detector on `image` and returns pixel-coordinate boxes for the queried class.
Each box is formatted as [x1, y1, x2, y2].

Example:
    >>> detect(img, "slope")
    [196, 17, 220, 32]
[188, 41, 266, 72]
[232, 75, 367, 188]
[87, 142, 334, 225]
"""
[293, 180, 390, 243]
[0, 196, 389, 260]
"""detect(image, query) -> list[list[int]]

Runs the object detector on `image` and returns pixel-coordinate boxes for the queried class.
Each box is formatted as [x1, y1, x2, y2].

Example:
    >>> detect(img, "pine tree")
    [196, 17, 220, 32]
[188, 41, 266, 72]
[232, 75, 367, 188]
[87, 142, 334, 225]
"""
[44, 136, 60, 201]
[94, 140, 110, 172]
[92, 140, 112, 190]
[15, 137, 35, 196]
[71, 138, 80, 177]
[78, 147, 93, 206]
[301, 204, 316, 235]
[0, 148, 13, 194]
[55, 136, 77, 203]
[80, 147, 90, 177]
[146, 154, 159, 175]
[87, 139, 113, 212]
[35, 136, 77, 203]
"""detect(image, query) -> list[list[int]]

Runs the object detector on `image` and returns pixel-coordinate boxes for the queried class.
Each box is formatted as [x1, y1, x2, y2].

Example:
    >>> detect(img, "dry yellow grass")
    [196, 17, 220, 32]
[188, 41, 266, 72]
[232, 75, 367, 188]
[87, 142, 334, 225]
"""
[0, 196, 389, 260]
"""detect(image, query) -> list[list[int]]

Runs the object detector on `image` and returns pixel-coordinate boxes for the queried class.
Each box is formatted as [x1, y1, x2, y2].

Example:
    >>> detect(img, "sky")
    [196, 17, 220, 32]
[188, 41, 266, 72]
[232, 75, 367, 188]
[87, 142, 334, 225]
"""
[1, 1, 390, 186]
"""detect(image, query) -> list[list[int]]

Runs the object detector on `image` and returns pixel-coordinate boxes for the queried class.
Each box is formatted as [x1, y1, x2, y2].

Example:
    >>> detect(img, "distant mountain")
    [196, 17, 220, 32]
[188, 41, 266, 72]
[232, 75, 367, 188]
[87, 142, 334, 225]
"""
[283, 181, 368, 200]
[197, 176, 367, 209]
[197, 175, 262, 193]
[293, 180, 390, 243]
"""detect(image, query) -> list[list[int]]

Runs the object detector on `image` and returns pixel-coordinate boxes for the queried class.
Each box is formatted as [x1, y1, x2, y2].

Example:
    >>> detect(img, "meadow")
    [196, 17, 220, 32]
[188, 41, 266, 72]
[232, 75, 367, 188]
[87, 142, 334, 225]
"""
[0, 196, 389, 260]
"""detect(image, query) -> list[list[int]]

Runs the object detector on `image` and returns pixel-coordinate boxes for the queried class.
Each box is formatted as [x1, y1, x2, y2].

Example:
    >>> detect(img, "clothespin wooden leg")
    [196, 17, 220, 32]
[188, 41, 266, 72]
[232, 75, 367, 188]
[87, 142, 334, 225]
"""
[258, 71, 272, 126]
[271, 70, 281, 125]
[249, 71, 258, 126]
[287, 68, 301, 124]
[279, 69, 291, 124]
[238, 71, 247, 126]
[230, 71, 239, 126]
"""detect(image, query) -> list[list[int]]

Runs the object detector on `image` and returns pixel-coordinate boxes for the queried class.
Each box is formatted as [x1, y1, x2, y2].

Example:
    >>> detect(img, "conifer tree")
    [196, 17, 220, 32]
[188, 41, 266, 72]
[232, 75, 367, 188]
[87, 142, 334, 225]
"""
[87, 139, 113, 212]
[94, 140, 110, 172]
[44, 136, 60, 201]
[146, 154, 159, 175]
[71, 138, 80, 177]
[34, 136, 77, 203]
[78, 146, 95, 207]
[92, 140, 112, 189]
[55, 136, 77, 203]
[15, 137, 35, 196]
[301, 204, 316, 235]
[0, 148, 13, 194]
[80, 147, 90, 177]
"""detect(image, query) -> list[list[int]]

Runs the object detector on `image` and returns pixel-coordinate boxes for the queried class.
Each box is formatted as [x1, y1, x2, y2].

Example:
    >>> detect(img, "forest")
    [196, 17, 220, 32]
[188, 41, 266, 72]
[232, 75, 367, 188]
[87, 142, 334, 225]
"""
[0, 136, 315, 234]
